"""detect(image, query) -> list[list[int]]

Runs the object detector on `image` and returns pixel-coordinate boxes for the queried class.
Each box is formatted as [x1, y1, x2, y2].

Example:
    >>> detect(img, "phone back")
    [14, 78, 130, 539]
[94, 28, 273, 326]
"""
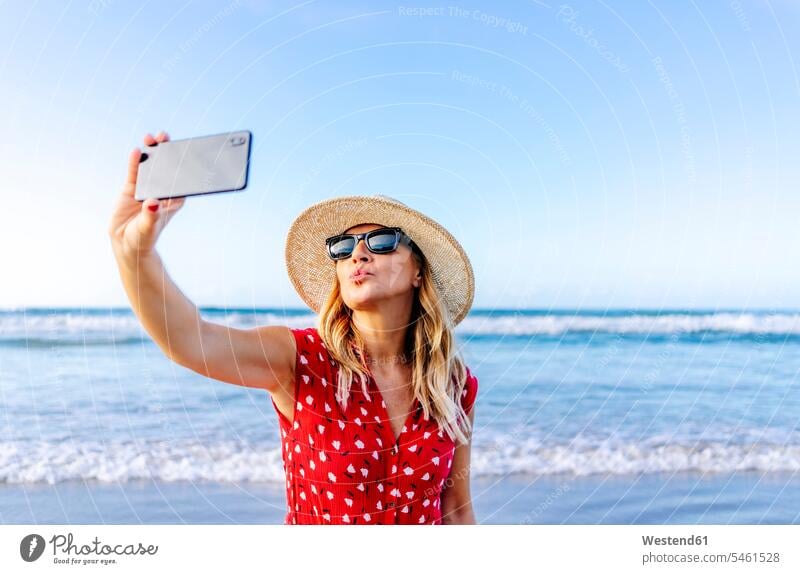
[135, 131, 252, 201]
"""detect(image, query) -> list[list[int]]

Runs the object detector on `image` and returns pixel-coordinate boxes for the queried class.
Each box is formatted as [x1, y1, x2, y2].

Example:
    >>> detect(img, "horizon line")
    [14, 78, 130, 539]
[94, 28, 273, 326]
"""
[1, 306, 799, 313]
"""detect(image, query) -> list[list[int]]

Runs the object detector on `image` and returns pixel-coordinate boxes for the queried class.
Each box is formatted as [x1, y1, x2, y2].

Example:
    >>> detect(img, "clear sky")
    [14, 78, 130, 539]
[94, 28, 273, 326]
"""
[1, 0, 798, 310]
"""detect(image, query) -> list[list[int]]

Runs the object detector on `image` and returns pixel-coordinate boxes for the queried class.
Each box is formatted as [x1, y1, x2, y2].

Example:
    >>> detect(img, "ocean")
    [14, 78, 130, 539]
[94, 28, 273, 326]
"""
[2, 307, 799, 524]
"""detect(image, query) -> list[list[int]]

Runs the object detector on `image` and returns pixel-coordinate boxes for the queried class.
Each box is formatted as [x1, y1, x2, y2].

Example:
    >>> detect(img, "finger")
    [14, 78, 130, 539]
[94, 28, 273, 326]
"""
[155, 131, 169, 143]
[138, 198, 161, 235]
[124, 148, 142, 191]
[163, 196, 185, 208]
[160, 201, 185, 218]
[144, 133, 157, 146]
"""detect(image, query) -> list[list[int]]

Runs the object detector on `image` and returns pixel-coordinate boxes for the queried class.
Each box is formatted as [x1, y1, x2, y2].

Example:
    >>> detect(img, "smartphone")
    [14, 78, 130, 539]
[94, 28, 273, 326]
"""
[134, 130, 252, 201]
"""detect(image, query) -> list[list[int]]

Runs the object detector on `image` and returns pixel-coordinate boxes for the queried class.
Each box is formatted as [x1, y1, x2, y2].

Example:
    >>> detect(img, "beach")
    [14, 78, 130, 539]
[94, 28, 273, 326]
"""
[3, 472, 799, 524]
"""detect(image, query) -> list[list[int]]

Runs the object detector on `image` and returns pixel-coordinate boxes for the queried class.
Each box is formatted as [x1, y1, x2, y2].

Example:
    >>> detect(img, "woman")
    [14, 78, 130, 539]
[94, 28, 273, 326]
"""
[109, 132, 479, 525]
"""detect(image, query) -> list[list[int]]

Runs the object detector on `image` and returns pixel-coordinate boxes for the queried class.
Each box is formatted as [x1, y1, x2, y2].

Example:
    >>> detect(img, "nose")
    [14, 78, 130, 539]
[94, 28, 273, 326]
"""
[350, 236, 372, 262]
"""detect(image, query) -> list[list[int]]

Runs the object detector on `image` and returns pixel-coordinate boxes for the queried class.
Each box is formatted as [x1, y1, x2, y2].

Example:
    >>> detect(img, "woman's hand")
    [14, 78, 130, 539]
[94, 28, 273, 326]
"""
[108, 131, 186, 260]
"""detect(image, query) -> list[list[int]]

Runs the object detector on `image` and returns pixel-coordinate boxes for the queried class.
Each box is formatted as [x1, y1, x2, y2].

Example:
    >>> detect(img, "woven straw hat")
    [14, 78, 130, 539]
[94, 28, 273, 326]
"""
[285, 195, 475, 326]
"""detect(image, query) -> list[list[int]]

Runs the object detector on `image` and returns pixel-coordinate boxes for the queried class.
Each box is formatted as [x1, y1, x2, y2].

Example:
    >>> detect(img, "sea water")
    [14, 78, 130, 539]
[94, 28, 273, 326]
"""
[1, 308, 799, 485]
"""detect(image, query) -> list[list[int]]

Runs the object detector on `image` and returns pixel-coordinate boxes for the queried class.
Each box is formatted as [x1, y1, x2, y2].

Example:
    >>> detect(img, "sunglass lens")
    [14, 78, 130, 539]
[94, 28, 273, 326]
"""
[328, 236, 355, 259]
[366, 229, 397, 252]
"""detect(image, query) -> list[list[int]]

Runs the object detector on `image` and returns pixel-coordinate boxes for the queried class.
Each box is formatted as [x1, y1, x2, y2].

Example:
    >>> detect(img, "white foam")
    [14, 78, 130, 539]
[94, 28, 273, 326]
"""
[2, 436, 799, 484]
[470, 436, 800, 476]
[0, 440, 286, 484]
[3, 311, 799, 345]
[457, 312, 800, 336]
[0, 311, 315, 345]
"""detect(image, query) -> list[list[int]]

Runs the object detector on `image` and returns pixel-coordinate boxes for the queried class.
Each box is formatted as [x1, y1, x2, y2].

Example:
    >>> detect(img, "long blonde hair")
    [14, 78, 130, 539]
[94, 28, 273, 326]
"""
[317, 247, 474, 445]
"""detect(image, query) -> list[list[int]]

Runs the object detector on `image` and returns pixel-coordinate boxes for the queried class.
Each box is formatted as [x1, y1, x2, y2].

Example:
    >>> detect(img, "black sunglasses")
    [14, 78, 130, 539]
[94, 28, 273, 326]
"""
[325, 227, 417, 261]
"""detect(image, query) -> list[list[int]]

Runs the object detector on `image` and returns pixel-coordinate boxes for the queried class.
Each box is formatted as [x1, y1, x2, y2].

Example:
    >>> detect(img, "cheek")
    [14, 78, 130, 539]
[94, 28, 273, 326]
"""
[382, 266, 418, 291]
[386, 254, 412, 276]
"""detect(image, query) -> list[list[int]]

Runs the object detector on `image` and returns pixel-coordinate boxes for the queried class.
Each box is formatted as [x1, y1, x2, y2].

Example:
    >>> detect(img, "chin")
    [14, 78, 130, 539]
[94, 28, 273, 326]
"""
[343, 287, 386, 307]
[342, 296, 374, 310]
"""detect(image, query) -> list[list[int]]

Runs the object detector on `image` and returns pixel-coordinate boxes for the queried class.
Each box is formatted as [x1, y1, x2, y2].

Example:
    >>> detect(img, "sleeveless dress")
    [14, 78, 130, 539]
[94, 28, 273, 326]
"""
[270, 326, 479, 525]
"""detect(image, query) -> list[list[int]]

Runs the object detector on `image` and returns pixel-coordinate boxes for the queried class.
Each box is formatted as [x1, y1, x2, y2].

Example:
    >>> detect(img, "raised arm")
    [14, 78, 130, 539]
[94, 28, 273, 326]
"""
[108, 131, 296, 393]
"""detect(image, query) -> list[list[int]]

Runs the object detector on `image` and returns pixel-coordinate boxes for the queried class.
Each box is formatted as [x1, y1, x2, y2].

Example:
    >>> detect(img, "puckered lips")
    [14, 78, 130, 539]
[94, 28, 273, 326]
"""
[349, 268, 373, 281]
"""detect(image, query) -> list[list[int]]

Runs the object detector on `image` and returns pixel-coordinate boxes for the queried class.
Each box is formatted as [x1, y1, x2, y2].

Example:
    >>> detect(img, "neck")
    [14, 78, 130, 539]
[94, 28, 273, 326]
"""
[352, 308, 412, 371]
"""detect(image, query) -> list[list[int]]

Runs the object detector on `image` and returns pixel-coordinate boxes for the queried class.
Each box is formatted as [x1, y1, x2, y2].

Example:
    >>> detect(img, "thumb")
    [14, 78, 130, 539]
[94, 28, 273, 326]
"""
[144, 198, 161, 215]
[138, 199, 161, 234]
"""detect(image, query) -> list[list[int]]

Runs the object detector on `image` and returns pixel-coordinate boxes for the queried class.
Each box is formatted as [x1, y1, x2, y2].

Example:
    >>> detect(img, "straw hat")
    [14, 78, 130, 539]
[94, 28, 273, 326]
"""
[285, 195, 475, 326]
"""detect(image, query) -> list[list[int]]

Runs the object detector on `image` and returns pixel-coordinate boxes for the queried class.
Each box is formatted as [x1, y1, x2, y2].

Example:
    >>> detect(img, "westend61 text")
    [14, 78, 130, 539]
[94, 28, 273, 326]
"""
[642, 535, 708, 546]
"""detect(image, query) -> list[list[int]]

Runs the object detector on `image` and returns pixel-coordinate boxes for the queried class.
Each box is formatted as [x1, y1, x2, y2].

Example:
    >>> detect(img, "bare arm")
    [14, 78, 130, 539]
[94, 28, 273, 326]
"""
[108, 131, 295, 393]
[111, 248, 203, 364]
[440, 406, 477, 525]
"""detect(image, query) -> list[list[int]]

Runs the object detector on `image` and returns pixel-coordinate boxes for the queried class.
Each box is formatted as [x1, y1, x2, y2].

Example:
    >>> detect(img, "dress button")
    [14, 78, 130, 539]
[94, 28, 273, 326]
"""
[386, 501, 395, 508]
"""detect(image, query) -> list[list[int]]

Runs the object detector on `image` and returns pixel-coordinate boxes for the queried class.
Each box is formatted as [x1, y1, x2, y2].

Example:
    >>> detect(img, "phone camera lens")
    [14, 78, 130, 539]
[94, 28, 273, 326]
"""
[231, 136, 246, 146]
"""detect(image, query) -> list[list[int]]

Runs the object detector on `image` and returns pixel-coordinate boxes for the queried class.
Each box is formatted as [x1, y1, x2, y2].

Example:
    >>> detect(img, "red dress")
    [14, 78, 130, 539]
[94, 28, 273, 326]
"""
[270, 327, 479, 525]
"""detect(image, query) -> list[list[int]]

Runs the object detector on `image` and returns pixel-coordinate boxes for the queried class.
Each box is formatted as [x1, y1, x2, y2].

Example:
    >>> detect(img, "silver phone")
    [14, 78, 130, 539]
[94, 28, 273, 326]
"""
[135, 130, 252, 201]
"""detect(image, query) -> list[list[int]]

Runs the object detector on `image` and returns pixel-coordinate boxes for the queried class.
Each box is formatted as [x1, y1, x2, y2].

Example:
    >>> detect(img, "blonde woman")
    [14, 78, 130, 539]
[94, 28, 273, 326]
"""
[109, 132, 479, 525]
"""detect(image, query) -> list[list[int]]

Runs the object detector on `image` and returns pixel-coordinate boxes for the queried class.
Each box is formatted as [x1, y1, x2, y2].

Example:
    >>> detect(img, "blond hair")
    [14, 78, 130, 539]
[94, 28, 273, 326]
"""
[316, 248, 473, 445]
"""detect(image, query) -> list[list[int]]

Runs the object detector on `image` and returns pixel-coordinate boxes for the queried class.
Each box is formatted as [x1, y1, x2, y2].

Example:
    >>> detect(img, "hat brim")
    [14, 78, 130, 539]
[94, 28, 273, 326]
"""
[285, 196, 474, 326]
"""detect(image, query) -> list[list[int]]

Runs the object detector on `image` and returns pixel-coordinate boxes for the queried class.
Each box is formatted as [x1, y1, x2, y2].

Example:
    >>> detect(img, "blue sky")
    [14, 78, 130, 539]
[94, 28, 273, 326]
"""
[1, 0, 798, 310]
